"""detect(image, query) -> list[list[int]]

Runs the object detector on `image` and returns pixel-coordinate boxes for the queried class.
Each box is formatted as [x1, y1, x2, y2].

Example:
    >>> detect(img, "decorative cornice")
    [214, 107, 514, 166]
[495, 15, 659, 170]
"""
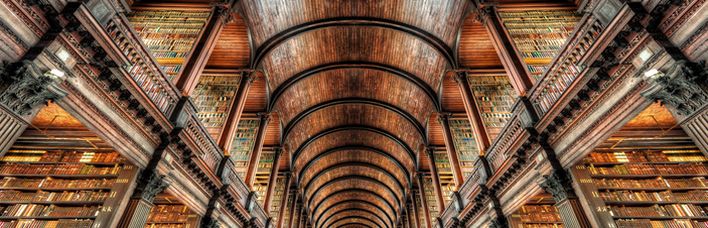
[0, 60, 66, 115]
[133, 170, 169, 202]
[642, 60, 708, 116]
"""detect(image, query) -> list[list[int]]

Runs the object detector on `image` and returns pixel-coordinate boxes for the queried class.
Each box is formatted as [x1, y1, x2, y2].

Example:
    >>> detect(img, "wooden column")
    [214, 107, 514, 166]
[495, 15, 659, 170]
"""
[244, 113, 271, 188]
[425, 147, 446, 214]
[264, 147, 283, 213]
[0, 105, 28, 157]
[175, 4, 231, 95]
[218, 72, 255, 153]
[437, 113, 464, 188]
[117, 170, 169, 228]
[287, 193, 299, 228]
[476, 6, 533, 94]
[410, 192, 421, 228]
[417, 174, 433, 228]
[453, 72, 491, 152]
[539, 141, 592, 228]
[277, 177, 293, 228]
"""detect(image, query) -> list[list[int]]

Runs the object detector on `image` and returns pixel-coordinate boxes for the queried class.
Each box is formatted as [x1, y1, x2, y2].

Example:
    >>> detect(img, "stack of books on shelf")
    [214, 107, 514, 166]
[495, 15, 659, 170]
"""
[231, 119, 260, 179]
[510, 195, 564, 228]
[498, 9, 580, 81]
[467, 73, 516, 140]
[0, 219, 94, 227]
[192, 71, 241, 138]
[128, 9, 209, 81]
[448, 119, 479, 178]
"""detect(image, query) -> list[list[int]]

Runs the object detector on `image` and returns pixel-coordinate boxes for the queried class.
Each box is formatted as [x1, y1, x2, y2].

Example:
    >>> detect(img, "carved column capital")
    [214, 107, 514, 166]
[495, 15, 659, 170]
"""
[452, 72, 468, 86]
[201, 217, 220, 228]
[257, 112, 272, 123]
[133, 170, 169, 202]
[642, 60, 708, 116]
[437, 112, 452, 124]
[540, 169, 576, 202]
[0, 60, 66, 116]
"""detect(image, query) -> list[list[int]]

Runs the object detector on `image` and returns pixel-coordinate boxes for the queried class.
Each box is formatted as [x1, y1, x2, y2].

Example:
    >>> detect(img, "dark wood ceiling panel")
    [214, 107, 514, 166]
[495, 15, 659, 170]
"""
[308, 182, 399, 218]
[263, 114, 280, 146]
[323, 211, 386, 228]
[428, 114, 445, 146]
[298, 150, 409, 193]
[458, 16, 503, 69]
[315, 201, 394, 228]
[293, 131, 415, 174]
[239, 0, 468, 47]
[442, 73, 466, 112]
[273, 68, 435, 127]
[329, 216, 380, 228]
[283, 105, 424, 161]
[260, 27, 449, 92]
[206, 15, 251, 69]
[303, 166, 404, 202]
[244, 74, 267, 112]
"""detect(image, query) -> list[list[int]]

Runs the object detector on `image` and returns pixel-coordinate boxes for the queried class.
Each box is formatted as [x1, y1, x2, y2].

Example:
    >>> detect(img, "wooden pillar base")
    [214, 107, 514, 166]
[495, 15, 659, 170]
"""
[0, 105, 28, 156]
[556, 198, 592, 228]
[117, 198, 154, 228]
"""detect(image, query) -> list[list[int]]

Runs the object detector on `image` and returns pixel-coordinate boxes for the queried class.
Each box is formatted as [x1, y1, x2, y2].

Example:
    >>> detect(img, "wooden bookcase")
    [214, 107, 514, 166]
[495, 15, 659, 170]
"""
[230, 118, 260, 179]
[448, 118, 480, 178]
[253, 150, 274, 207]
[467, 72, 517, 141]
[127, 8, 210, 81]
[434, 150, 455, 203]
[496, 7, 581, 82]
[269, 174, 286, 219]
[146, 192, 199, 228]
[423, 175, 439, 218]
[509, 192, 564, 228]
[192, 70, 242, 139]
[571, 106, 708, 227]
[0, 104, 138, 228]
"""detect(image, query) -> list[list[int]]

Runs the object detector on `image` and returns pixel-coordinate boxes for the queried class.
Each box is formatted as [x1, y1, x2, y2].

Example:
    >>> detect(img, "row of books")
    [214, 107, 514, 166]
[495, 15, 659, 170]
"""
[0, 204, 99, 217]
[2, 151, 122, 164]
[588, 164, 708, 176]
[0, 190, 108, 202]
[0, 164, 120, 176]
[0, 177, 115, 190]
[147, 205, 191, 223]
[616, 219, 708, 228]
[600, 190, 708, 202]
[595, 177, 707, 189]
[515, 224, 564, 228]
[587, 151, 708, 163]
[0, 219, 93, 228]
[609, 204, 708, 217]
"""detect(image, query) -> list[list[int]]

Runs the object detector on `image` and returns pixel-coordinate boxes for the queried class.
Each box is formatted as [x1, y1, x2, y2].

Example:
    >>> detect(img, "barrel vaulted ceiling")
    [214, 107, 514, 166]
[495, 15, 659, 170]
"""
[237, 0, 471, 226]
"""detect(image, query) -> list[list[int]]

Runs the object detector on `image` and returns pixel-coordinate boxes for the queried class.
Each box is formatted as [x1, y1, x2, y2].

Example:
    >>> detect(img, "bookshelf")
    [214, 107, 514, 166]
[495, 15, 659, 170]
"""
[509, 192, 564, 228]
[497, 8, 581, 82]
[192, 71, 242, 139]
[146, 193, 199, 228]
[434, 150, 455, 204]
[230, 119, 260, 179]
[0, 105, 138, 228]
[415, 190, 426, 226]
[448, 119, 480, 178]
[572, 129, 708, 227]
[423, 175, 439, 218]
[467, 73, 517, 141]
[282, 190, 294, 228]
[127, 8, 210, 81]
[269, 175, 286, 219]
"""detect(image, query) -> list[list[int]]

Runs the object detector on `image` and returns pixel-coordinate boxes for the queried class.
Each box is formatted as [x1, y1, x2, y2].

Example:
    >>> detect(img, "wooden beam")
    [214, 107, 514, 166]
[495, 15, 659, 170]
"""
[425, 147, 446, 216]
[244, 112, 271, 188]
[218, 72, 255, 153]
[416, 174, 432, 228]
[264, 147, 284, 213]
[277, 172, 292, 228]
[453, 72, 491, 153]
[438, 113, 465, 188]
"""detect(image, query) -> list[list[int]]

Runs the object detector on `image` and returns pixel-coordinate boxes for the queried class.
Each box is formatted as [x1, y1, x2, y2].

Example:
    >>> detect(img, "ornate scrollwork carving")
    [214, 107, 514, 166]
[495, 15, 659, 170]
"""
[133, 170, 168, 202]
[643, 60, 708, 116]
[0, 61, 66, 115]
[540, 169, 576, 203]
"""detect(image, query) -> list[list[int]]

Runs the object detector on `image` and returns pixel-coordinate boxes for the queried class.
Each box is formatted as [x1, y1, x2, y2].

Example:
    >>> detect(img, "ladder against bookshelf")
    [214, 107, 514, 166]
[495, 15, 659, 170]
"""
[467, 72, 517, 141]
[127, 8, 210, 82]
[448, 119, 480, 178]
[509, 192, 564, 228]
[230, 119, 261, 179]
[571, 104, 708, 228]
[192, 70, 242, 139]
[497, 8, 581, 82]
[0, 104, 138, 228]
[146, 193, 199, 228]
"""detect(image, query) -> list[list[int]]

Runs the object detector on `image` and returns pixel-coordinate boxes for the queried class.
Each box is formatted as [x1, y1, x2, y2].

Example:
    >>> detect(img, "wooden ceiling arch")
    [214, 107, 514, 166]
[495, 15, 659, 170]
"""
[322, 210, 388, 228]
[329, 216, 381, 228]
[302, 164, 406, 204]
[267, 62, 441, 112]
[339, 223, 374, 228]
[314, 200, 394, 228]
[308, 185, 399, 219]
[290, 126, 416, 171]
[298, 148, 411, 189]
[310, 189, 397, 228]
[306, 175, 402, 212]
[250, 17, 457, 69]
[280, 98, 427, 145]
